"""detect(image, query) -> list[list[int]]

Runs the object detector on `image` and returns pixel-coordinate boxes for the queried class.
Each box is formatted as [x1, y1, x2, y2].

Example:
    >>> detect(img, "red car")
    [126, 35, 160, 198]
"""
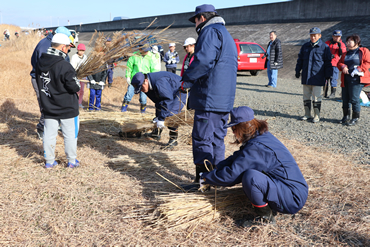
[234, 39, 266, 76]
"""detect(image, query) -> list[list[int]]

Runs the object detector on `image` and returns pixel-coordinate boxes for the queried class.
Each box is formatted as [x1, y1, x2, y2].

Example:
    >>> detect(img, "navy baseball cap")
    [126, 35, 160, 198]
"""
[189, 4, 217, 23]
[333, 30, 342, 36]
[309, 27, 321, 35]
[131, 72, 145, 94]
[225, 106, 255, 128]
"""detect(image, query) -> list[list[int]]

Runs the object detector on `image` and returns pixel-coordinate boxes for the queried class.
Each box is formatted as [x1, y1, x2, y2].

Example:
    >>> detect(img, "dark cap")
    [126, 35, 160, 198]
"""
[309, 27, 321, 35]
[188, 4, 217, 23]
[225, 106, 255, 128]
[333, 30, 342, 36]
[131, 72, 145, 94]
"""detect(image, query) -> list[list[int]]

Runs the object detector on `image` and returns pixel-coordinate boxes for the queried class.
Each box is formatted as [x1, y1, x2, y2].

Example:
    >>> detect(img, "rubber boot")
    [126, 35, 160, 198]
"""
[238, 205, 276, 228]
[121, 101, 129, 112]
[301, 100, 312, 121]
[312, 101, 321, 123]
[140, 104, 147, 114]
[339, 108, 350, 124]
[144, 128, 162, 140]
[347, 111, 360, 126]
[162, 129, 178, 150]
[323, 86, 329, 98]
[328, 87, 336, 98]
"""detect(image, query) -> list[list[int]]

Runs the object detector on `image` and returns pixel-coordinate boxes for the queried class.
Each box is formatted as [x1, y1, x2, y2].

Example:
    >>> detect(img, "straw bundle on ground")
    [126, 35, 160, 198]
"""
[138, 187, 252, 230]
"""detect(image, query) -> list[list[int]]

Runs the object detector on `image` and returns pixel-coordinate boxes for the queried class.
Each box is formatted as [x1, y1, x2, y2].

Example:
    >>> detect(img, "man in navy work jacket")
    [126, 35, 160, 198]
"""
[200, 106, 308, 227]
[131, 71, 188, 149]
[181, 4, 238, 184]
[295, 27, 332, 123]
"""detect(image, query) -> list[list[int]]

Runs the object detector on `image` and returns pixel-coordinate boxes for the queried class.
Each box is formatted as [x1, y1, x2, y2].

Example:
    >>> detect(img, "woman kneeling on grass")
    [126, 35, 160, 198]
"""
[199, 106, 308, 227]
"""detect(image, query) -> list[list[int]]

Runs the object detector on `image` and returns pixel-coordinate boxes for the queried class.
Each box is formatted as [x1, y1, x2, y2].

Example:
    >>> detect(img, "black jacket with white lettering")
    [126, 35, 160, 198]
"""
[36, 48, 80, 119]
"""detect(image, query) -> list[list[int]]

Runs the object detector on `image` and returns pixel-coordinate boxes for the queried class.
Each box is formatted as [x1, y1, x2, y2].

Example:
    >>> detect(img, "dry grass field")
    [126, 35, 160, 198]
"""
[0, 24, 369, 246]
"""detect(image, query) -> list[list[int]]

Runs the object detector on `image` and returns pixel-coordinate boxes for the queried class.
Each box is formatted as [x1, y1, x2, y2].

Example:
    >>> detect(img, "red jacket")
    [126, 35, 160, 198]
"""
[325, 39, 346, 66]
[337, 47, 370, 87]
[180, 53, 195, 77]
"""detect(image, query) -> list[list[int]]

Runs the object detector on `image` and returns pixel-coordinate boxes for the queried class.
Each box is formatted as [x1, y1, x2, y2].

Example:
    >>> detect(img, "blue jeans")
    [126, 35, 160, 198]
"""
[267, 62, 278, 87]
[89, 88, 102, 110]
[192, 110, 229, 166]
[329, 66, 339, 87]
[123, 84, 147, 104]
[342, 80, 364, 112]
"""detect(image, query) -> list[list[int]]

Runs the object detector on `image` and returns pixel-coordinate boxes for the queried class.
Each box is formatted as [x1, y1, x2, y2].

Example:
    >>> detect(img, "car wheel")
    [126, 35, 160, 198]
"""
[250, 70, 259, 76]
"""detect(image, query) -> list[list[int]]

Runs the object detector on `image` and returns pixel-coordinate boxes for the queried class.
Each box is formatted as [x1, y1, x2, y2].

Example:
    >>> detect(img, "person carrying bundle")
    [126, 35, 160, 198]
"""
[199, 106, 308, 226]
[130, 71, 189, 149]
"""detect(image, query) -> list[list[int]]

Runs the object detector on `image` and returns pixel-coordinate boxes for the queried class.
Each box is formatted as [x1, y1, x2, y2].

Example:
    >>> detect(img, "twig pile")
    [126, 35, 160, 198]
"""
[76, 20, 172, 79]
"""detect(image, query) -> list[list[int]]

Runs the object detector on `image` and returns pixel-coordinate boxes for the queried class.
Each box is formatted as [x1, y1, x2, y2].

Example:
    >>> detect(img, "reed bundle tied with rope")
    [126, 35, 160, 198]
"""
[164, 109, 194, 128]
[142, 187, 248, 230]
[76, 20, 172, 79]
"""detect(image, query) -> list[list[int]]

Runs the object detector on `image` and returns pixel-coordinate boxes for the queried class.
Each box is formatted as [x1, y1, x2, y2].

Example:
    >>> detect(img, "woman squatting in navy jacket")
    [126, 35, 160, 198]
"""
[200, 106, 308, 226]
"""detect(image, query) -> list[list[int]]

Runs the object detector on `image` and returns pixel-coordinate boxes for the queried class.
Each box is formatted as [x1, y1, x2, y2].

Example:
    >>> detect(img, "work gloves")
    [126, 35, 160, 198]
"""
[273, 62, 278, 66]
[199, 172, 209, 193]
[295, 72, 300, 79]
[351, 67, 364, 77]
[152, 117, 158, 123]
[126, 77, 131, 85]
[156, 120, 165, 129]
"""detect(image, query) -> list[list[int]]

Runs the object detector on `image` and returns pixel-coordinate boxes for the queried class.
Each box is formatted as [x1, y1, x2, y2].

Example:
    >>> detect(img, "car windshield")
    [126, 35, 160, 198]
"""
[239, 44, 264, 54]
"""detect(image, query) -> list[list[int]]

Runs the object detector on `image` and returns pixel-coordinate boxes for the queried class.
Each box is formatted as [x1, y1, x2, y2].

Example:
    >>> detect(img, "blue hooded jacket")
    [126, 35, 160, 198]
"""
[182, 16, 238, 112]
[295, 39, 333, 86]
[30, 33, 70, 78]
[147, 71, 188, 121]
[202, 132, 308, 214]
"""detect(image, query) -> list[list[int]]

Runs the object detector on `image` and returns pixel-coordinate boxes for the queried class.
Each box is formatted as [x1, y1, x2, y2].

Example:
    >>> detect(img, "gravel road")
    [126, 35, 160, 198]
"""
[233, 73, 370, 165]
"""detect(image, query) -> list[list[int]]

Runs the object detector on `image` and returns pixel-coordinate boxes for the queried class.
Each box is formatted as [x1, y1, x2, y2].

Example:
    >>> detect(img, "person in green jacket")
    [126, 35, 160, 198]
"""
[121, 45, 159, 113]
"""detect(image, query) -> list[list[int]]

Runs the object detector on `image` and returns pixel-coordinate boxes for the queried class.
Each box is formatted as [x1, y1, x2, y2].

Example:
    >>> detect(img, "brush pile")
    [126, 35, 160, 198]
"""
[76, 21, 172, 79]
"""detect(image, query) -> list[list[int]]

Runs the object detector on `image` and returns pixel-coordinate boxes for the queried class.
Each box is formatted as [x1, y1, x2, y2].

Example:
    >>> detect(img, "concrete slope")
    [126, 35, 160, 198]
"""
[77, 17, 370, 79]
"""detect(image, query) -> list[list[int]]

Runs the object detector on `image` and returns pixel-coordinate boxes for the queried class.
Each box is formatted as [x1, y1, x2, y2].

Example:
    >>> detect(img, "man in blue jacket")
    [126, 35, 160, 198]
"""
[295, 27, 333, 123]
[131, 71, 188, 149]
[181, 4, 238, 184]
[30, 27, 75, 139]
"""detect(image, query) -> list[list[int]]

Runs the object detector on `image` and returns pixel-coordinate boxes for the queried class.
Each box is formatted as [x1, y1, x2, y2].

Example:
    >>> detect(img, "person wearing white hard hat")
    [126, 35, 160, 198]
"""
[30, 26, 75, 140]
[163, 43, 179, 74]
[35, 33, 81, 169]
[181, 37, 196, 76]
[151, 45, 162, 71]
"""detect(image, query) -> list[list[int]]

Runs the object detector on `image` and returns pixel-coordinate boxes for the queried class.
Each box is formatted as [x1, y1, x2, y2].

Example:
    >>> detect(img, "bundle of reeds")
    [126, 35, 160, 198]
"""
[137, 187, 252, 230]
[165, 109, 194, 128]
[76, 20, 172, 79]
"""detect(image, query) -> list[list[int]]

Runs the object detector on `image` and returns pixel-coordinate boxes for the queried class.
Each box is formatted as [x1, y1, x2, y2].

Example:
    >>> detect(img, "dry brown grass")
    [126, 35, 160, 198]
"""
[0, 26, 369, 246]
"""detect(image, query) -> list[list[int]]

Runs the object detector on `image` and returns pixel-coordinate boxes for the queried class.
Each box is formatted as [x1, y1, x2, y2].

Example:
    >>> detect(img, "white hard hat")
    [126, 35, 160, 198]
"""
[169, 43, 176, 47]
[152, 45, 158, 54]
[183, 37, 196, 46]
[52, 33, 71, 45]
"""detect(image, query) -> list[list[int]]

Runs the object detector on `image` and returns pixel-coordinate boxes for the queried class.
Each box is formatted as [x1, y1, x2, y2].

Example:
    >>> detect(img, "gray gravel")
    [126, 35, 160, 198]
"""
[233, 73, 370, 165]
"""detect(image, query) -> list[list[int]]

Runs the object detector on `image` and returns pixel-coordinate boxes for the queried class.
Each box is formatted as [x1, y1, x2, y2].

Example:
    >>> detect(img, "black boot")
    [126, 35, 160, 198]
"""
[328, 87, 336, 98]
[301, 100, 312, 120]
[238, 205, 276, 228]
[144, 128, 162, 140]
[193, 164, 212, 183]
[162, 129, 178, 150]
[347, 111, 360, 126]
[339, 108, 350, 124]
